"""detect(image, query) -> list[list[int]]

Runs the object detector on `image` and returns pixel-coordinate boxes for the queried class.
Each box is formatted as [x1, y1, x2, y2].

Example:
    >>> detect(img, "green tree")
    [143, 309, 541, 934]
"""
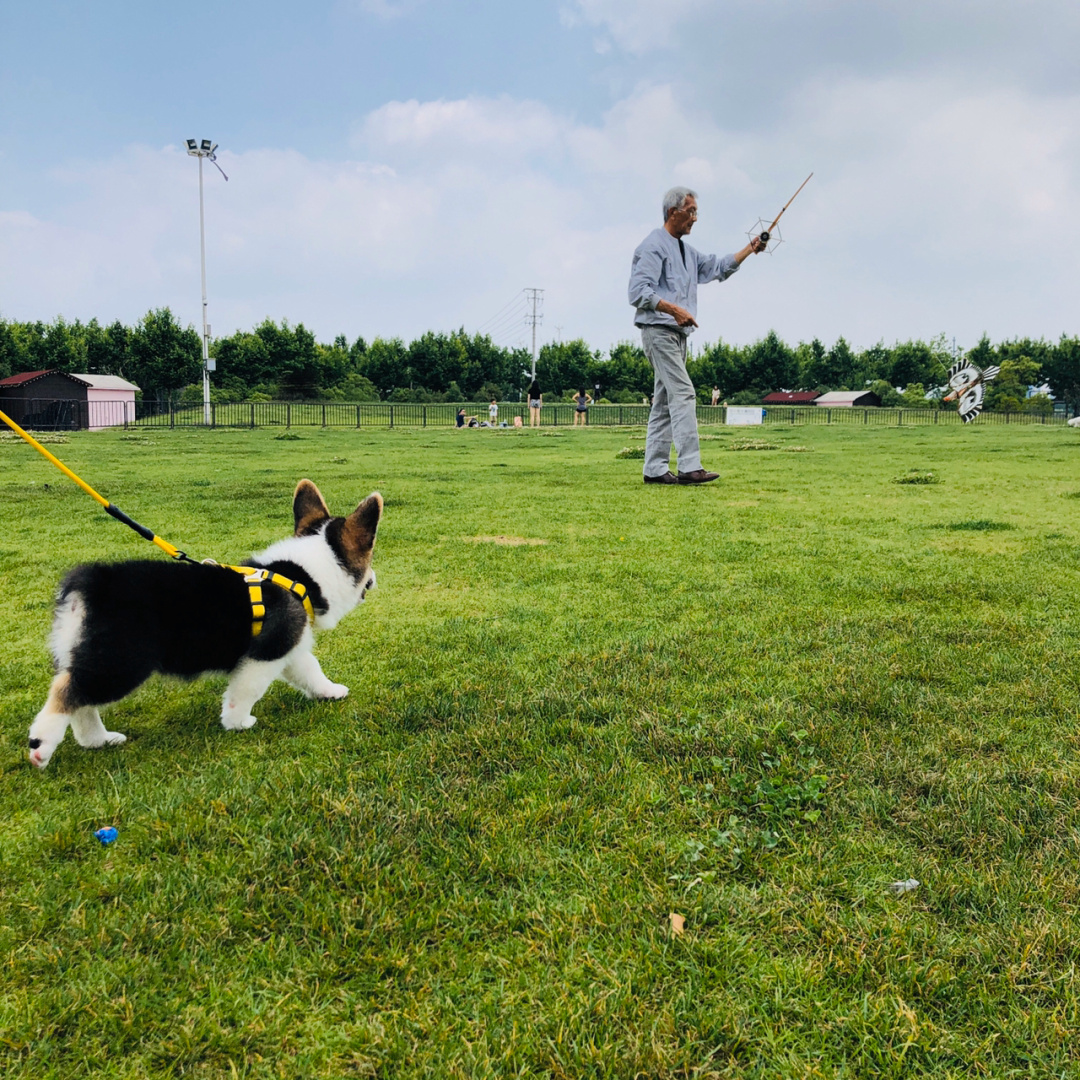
[127, 308, 202, 397]
[797, 338, 827, 387]
[84, 319, 132, 378]
[599, 342, 653, 398]
[744, 330, 797, 394]
[984, 356, 1041, 413]
[855, 341, 893, 385]
[889, 338, 948, 389]
[689, 339, 745, 398]
[1043, 336, 1080, 416]
[536, 339, 594, 397]
[358, 337, 409, 396]
[0, 320, 21, 379]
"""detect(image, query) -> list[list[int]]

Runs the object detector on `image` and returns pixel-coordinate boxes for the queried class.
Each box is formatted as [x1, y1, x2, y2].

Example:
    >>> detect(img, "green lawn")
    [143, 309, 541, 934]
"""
[2, 422, 1080, 1078]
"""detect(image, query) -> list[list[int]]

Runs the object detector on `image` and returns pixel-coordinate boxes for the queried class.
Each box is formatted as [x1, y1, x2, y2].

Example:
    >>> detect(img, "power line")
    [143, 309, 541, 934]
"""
[477, 291, 529, 335]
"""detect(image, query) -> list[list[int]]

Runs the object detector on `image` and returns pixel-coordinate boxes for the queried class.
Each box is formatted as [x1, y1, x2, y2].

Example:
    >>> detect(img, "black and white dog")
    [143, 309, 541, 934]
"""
[28, 480, 382, 769]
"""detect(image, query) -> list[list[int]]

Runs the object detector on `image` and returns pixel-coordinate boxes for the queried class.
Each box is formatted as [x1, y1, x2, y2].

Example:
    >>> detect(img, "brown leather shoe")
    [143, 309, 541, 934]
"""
[643, 471, 678, 485]
[677, 469, 720, 485]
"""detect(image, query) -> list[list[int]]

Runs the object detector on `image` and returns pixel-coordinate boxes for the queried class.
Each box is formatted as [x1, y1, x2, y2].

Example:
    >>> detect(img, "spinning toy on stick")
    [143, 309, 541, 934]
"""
[943, 359, 1000, 423]
[747, 172, 813, 253]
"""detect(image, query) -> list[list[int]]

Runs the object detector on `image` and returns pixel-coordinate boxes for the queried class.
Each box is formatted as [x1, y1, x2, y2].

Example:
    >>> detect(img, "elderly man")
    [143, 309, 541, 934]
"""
[628, 187, 765, 484]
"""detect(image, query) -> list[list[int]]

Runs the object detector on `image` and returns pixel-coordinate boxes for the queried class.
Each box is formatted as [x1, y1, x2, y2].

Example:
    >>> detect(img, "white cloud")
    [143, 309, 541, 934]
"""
[1, 74, 1078, 355]
[559, 0, 713, 53]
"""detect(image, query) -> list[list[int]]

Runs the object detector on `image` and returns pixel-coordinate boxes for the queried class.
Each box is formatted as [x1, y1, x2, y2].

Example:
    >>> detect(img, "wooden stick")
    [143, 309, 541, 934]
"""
[760, 173, 813, 241]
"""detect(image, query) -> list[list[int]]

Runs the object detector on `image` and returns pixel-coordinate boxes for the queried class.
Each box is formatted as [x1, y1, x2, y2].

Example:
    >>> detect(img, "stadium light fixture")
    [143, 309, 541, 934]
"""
[185, 138, 229, 424]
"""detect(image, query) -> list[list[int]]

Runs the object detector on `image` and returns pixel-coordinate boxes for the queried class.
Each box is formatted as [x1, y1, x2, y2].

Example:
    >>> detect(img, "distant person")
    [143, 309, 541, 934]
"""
[711, 386, 721, 406]
[489, 398, 499, 424]
[527, 380, 543, 427]
[573, 387, 592, 426]
[456, 407, 467, 428]
[629, 186, 766, 484]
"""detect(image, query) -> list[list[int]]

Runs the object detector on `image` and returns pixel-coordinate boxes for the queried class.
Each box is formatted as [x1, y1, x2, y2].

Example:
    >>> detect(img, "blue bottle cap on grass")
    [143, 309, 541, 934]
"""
[94, 827, 118, 845]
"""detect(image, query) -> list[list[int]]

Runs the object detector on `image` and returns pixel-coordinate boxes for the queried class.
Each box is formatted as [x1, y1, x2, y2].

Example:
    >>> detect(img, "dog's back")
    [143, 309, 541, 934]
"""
[56, 561, 274, 707]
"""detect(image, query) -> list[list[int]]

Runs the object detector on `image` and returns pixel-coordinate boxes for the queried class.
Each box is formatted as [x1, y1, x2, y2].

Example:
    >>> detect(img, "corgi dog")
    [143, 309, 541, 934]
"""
[28, 480, 382, 769]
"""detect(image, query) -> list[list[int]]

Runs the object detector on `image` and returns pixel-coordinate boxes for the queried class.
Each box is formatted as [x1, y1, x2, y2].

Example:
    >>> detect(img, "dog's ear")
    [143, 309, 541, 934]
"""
[293, 479, 331, 535]
[343, 492, 383, 554]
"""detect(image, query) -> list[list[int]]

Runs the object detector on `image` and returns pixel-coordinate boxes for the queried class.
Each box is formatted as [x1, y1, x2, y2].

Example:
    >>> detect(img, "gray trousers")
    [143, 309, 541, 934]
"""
[641, 325, 702, 477]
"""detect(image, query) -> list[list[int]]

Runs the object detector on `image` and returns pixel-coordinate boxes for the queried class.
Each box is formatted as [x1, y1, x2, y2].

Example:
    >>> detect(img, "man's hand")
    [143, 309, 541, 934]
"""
[655, 299, 699, 327]
[734, 236, 768, 264]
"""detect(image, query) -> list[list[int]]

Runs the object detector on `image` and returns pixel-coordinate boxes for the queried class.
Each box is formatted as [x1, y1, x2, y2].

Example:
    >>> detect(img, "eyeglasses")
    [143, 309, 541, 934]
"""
[677, 205, 698, 218]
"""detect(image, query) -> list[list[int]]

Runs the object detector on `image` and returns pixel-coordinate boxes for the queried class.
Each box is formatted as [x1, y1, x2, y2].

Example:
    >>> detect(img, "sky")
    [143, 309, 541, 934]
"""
[1, 0, 1078, 356]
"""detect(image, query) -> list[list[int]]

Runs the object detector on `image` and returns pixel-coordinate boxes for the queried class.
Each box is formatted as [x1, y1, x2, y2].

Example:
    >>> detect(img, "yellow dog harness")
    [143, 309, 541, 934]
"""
[223, 565, 316, 637]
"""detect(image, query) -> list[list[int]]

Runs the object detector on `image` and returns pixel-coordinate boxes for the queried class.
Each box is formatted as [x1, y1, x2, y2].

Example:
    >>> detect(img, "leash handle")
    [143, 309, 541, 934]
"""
[0, 407, 190, 562]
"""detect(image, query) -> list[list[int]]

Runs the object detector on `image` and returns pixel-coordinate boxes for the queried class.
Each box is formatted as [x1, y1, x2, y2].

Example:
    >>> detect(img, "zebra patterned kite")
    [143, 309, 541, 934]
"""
[943, 359, 1000, 423]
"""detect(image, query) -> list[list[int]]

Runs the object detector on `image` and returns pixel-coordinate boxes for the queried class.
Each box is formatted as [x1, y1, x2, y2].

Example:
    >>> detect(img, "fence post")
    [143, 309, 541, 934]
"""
[250, 403, 255, 429]
[619, 406, 623, 425]
[389, 405, 394, 429]
[827, 409, 831, 425]
[423, 405, 427, 428]
[170, 396, 175, 429]
[934, 410, 938, 425]
[897, 409, 902, 427]
[356, 404, 361, 428]
[863, 409, 867, 424]
[286, 403, 291, 429]
[211, 402, 216, 429]
[790, 409, 795, 424]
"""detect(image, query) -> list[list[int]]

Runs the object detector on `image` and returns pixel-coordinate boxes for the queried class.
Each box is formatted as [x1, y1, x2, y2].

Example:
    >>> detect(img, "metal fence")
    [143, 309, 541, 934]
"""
[754, 405, 1066, 427]
[3, 398, 1069, 432]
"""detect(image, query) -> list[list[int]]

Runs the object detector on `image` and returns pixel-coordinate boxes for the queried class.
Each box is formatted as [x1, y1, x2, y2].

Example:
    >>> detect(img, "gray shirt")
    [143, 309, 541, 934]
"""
[628, 227, 739, 335]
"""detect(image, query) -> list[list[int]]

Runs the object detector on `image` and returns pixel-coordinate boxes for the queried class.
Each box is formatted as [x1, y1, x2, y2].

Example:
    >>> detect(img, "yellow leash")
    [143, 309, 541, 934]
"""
[1, 406, 190, 561]
[1, 407, 314, 635]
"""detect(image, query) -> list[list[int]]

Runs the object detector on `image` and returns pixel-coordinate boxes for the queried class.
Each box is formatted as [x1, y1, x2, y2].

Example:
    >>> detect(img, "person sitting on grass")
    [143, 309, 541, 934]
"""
[456, 408, 479, 429]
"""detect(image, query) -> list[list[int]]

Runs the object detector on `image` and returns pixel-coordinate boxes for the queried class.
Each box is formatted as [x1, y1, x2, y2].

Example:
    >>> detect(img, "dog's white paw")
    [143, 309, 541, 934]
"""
[316, 682, 349, 700]
[79, 730, 127, 748]
[28, 743, 54, 769]
[221, 713, 258, 731]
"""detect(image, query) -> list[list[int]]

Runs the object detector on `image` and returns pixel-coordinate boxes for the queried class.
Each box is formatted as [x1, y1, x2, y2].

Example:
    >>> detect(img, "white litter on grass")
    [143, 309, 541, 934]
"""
[887, 878, 920, 895]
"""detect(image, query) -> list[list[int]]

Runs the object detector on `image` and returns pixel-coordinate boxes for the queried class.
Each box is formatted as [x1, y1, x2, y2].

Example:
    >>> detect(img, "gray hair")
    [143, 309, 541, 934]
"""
[662, 186, 697, 221]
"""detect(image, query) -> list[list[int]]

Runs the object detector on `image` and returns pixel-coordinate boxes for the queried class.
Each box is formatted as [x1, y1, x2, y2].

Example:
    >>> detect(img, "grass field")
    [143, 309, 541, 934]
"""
[2, 421, 1080, 1078]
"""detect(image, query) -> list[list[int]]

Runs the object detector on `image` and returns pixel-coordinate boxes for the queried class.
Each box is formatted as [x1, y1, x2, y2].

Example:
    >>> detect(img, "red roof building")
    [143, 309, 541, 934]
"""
[762, 391, 821, 405]
[0, 369, 139, 430]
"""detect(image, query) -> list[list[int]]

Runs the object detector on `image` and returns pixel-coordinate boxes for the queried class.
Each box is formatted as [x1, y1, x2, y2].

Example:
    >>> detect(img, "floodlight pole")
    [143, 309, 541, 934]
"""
[197, 153, 210, 425]
[186, 139, 227, 426]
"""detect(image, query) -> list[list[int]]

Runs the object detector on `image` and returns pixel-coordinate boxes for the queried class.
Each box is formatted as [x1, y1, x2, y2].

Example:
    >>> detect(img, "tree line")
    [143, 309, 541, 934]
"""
[1, 310, 1078, 414]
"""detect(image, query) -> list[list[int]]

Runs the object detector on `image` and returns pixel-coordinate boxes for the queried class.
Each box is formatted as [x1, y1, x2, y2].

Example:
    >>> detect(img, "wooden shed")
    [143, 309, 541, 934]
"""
[0, 369, 140, 430]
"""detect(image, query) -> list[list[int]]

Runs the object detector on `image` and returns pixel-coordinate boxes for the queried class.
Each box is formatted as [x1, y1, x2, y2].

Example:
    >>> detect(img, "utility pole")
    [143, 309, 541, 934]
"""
[525, 288, 543, 381]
